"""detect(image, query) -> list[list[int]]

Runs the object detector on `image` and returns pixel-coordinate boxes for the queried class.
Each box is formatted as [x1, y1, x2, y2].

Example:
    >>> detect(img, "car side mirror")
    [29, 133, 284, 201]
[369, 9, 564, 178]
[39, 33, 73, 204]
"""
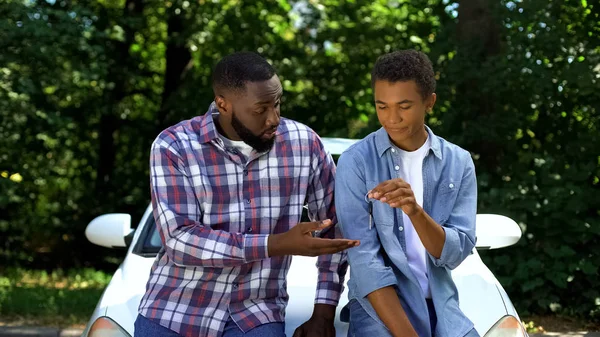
[85, 213, 134, 249]
[475, 214, 522, 250]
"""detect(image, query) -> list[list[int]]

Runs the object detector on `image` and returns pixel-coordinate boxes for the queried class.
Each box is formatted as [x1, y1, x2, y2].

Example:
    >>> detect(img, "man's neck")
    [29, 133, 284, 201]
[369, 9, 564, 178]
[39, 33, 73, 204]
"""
[214, 116, 241, 141]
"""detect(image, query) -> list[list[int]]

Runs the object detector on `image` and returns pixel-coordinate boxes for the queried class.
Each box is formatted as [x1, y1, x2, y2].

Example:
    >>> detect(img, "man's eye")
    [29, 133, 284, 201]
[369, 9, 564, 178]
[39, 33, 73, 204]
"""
[274, 101, 281, 108]
[377, 106, 386, 110]
[400, 106, 412, 110]
[256, 109, 266, 114]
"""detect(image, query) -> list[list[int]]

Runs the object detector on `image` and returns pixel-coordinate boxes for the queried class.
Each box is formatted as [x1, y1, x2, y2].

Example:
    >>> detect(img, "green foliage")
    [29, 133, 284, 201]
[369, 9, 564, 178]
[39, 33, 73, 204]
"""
[443, 0, 600, 320]
[522, 320, 545, 334]
[0, 0, 598, 321]
[0, 268, 112, 326]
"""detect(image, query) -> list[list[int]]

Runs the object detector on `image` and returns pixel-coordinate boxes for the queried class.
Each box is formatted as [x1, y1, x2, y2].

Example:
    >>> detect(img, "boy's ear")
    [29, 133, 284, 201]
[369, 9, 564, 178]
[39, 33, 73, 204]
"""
[426, 93, 437, 112]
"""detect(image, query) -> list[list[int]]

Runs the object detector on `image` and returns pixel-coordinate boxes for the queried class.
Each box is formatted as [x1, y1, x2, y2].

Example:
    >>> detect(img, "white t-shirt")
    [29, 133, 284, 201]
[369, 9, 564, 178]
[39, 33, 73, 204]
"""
[219, 133, 254, 161]
[392, 135, 431, 298]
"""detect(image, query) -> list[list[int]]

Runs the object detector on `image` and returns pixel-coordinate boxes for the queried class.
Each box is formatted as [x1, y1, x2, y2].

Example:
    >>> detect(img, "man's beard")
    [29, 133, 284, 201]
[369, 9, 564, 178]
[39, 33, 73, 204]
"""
[231, 112, 276, 153]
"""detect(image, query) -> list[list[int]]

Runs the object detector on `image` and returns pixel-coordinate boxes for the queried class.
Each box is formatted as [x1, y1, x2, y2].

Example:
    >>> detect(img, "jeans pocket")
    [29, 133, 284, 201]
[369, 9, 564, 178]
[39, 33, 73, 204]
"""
[348, 300, 393, 337]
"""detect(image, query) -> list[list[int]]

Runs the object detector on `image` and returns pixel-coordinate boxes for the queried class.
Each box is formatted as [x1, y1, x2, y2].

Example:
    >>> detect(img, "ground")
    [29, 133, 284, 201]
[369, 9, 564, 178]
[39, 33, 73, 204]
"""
[522, 315, 600, 334]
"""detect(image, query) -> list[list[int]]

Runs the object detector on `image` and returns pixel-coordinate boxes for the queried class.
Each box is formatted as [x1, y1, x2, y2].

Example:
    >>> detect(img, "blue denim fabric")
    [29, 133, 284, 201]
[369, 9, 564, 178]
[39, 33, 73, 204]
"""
[427, 298, 437, 335]
[222, 318, 285, 337]
[134, 314, 181, 337]
[346, 298, 438, 337]
[336, 126, 479, 337]
[134, 314, 285, 337]
[347, 299, 391, 337]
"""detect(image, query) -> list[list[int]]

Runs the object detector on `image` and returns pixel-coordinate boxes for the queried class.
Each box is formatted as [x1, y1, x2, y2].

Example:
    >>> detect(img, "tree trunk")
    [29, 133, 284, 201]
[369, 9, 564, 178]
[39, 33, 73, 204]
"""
[457, 0, 501, 56]
[456, 0, 503, 170]
[95, 0, 144, 199]
[157, 9, 193, 132]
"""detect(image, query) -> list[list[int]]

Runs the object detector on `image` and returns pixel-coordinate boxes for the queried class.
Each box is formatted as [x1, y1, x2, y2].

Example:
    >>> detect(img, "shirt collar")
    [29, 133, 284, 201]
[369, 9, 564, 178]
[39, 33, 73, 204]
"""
[375, 125, 442, 160]
[197, 101, 221, 144]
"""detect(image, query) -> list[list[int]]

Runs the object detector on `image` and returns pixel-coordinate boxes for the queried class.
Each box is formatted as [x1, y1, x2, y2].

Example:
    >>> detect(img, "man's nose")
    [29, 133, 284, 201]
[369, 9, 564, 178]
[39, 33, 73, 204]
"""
[266, 107, 280, 128]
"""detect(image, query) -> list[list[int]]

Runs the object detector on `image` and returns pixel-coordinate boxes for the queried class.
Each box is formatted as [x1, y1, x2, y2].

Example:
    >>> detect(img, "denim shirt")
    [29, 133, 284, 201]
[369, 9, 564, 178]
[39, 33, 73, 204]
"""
[335, 126, 478, 337]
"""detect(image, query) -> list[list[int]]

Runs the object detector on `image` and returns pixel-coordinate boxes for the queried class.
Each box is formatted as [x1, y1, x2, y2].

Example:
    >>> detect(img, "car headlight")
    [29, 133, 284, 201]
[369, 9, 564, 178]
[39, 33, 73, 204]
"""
[484, 315, 528, 337]
[88, 316, 132, 337]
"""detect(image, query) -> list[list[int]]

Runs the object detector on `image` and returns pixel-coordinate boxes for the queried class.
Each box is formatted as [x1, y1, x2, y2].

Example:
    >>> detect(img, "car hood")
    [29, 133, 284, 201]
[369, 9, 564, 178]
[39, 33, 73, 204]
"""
[87, 250, 515, 337]
[452, 251, 516, 335]
[95, 254, 155, 334]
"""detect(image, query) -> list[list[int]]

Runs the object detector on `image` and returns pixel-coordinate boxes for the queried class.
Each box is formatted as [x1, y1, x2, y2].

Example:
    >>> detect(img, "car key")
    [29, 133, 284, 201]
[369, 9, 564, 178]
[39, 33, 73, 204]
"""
[368, 202, 373, 230]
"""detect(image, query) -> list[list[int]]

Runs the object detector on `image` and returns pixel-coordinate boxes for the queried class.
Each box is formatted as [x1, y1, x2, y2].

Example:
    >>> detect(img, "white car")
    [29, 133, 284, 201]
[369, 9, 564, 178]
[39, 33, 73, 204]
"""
[82, 137, 528, 337]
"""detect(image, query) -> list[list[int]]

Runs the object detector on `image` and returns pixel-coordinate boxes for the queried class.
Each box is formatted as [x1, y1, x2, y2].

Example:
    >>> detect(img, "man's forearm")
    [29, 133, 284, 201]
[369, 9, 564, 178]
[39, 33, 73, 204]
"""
[409, 206, 445, 258]
[367, 286, 418, 337]
[312, 303, 336, 320]
[314, 253, 346, 306]
[157, 210, 270, 267]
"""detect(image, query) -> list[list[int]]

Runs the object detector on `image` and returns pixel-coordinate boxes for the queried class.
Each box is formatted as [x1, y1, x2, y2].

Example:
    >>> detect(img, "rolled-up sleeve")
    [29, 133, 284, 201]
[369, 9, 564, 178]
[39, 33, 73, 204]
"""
[306, 132, 347, 306]
[431, 153, 477, 270]
[335, 152, 398, 298]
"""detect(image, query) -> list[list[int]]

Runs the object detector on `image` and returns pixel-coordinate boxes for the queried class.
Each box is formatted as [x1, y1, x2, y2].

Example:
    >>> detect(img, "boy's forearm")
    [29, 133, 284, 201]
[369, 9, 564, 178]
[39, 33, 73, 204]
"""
[366, 286, 418, 337]
[409, 206, 445, 259]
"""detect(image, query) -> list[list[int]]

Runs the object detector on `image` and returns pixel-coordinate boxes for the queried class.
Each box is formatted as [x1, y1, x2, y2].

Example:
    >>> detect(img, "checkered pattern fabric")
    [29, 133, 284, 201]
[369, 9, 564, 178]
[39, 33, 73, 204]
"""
[138, 103, 347, 337]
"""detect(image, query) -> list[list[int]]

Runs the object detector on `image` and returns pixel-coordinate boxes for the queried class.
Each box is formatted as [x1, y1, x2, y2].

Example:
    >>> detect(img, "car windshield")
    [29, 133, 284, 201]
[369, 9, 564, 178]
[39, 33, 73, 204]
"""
[135, 216, 162, 256]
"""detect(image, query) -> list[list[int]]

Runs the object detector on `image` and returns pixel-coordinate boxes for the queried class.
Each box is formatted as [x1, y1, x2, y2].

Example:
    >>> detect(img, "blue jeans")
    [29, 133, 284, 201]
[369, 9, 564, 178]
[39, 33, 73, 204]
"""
[134, 314, 285, 337]
[347, 299, 437, 337]
[427, 298, 437, 335]
[222, 318, 285, 337]
[134, 315, 181, 337]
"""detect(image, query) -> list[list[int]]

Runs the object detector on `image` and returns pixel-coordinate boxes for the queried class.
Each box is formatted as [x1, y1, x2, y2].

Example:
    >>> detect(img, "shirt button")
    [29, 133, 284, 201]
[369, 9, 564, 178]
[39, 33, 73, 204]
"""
[449, 183, 455, 188]
[232, 283, 239, 289]
[247, 227, 253, 233]
[394, 165, 400, 171]
[399, 226, 404, 232]
[245, 199, 251, 204]
[391, 148, 396, 153]
[243, 169, 248, 176]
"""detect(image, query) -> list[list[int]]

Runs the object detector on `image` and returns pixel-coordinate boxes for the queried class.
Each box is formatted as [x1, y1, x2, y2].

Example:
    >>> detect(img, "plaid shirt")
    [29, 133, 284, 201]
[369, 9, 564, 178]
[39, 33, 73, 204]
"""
[139, 103, 347, 337]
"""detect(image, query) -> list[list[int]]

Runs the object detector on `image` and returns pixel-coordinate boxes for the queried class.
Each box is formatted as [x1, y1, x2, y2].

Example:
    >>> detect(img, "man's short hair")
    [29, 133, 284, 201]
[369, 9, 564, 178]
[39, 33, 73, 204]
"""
[371, 50, 436, 99]
[212, 51, 276, 94]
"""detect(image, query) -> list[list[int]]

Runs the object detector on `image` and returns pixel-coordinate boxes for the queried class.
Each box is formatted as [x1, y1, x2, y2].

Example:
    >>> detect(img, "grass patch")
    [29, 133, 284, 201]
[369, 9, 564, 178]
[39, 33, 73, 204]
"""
[0, 268, 112, 328]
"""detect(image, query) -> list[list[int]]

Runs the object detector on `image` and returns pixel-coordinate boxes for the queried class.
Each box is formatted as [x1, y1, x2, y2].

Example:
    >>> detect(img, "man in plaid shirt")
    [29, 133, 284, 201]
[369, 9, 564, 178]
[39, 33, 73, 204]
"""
[134, 52, 360, 337]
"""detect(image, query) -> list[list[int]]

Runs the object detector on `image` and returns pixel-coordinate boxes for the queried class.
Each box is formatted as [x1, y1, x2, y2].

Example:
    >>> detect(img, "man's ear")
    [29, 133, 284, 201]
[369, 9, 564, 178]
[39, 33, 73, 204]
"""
[214, 94, 231, 116]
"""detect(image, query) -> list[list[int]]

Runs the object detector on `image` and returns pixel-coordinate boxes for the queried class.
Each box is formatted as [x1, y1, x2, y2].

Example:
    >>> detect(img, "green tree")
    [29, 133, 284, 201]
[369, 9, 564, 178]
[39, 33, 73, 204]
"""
[431, 0, 600, 318]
